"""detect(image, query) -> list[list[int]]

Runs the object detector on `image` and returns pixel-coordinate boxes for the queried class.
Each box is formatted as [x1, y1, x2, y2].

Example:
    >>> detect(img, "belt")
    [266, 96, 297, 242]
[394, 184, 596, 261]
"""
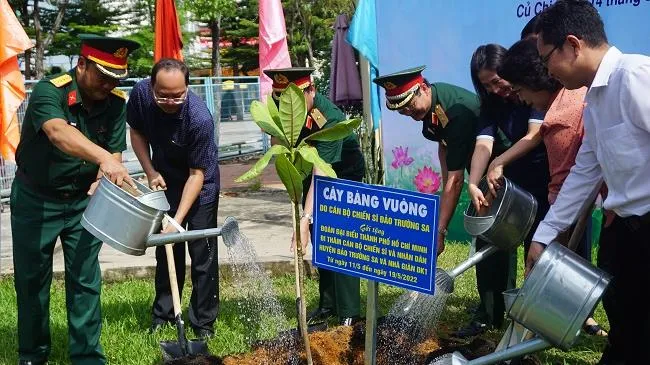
[618, 211, 650, 232]
[15, 169, 86, 201]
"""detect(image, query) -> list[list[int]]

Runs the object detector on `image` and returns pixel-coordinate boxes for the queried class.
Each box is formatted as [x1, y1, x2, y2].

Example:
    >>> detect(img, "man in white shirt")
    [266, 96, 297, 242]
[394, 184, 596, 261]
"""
[529, 1, 650, 364]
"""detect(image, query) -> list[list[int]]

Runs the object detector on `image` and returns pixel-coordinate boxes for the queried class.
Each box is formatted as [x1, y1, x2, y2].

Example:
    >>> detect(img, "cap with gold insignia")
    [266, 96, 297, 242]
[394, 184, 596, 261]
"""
[373, 65, 426, 110]
[263, 67, 315, 99]
[79, 34, 140, 79]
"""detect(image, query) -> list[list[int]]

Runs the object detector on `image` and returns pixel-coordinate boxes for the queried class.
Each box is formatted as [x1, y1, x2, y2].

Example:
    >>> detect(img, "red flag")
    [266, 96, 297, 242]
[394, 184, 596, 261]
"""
[154, 0, 183, 62]
[0, 0, 33, 161]
[258, 0, 291, 101]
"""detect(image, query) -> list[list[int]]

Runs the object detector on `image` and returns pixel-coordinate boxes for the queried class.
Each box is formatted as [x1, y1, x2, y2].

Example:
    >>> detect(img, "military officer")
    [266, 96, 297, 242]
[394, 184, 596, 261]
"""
[10, 34, 139, 365]
[374, 66, 480, 256]
[263, 67, 366, 326]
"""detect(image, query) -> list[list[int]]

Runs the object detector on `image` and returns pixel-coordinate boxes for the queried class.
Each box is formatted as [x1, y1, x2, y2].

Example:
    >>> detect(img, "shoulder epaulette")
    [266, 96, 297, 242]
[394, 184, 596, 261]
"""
[110, 89, 127, 100]
[49, 74, 72, 88]
[310, 107, 327, 129]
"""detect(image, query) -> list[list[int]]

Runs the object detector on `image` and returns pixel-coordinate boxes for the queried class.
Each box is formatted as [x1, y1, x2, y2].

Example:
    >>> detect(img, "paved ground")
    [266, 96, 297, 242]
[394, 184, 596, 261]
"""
[0, 160, 313, 279]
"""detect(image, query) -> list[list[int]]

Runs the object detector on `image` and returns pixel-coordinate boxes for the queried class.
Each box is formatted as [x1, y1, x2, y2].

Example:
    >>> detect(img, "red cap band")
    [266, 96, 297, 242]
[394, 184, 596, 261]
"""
[80, 44, 128, 70]
[384, 75, 423, 97]
[272, 75, 312, 91]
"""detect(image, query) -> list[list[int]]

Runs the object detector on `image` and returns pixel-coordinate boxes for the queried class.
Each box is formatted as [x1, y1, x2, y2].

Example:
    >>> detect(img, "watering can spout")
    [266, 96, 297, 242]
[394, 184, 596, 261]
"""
[146, 227, 224, 247]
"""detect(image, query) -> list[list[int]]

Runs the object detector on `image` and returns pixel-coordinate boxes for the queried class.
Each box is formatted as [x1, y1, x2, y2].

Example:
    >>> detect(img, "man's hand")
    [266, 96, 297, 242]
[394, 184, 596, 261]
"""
[99, 156, 135, 188]
[486, 159, 504, 196]
[436, 232, 446, 256]
[87, 179, 101, 196]
[525, 241, 546, 277]
[291, 217, 311, 253]
[147, 171, 167, 191]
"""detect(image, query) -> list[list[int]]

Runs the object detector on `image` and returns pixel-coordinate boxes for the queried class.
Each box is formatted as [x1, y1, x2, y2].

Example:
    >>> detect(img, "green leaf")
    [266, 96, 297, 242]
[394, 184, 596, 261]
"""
[235, 145, 289, 182]
[275, 154, 304, 203]
[294, 153, 314, 180]
[297, 145, 337, 178]
[279, 83, 307, 147]
[250, 101, 288, 145]
[266, 95, 283, 133]
[303, 118, 362, 144]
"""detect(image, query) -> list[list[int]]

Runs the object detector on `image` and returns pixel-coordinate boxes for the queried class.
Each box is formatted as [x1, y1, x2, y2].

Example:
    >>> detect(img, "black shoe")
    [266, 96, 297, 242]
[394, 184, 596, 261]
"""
[307, 307, 335, 323]
[339, 316, 361, 326]
[149, 320, 172, 334]
[451, 320, 490, 338]
[193, 328, 215, 339]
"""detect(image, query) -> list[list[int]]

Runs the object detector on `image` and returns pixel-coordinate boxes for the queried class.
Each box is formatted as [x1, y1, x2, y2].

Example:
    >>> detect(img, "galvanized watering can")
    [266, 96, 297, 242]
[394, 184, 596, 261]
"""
[399, 176, 537, 317]
[81, 176, 240, 256]
[429, 242, 612, 365]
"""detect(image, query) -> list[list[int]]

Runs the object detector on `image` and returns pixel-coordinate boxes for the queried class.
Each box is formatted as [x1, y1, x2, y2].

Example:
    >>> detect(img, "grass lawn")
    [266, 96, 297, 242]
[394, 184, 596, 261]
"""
[0, 242, 608, 365]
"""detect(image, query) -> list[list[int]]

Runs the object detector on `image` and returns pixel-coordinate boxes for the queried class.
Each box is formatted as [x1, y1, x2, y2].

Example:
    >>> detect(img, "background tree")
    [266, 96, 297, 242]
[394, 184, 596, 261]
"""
[183, 0, 237, 77]
[32, 0, 69, 79]
[220, 0, 259, 75]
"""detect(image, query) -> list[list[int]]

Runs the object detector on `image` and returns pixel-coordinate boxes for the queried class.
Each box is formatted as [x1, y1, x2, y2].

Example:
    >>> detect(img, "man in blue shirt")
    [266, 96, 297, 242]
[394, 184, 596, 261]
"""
[126, 58, 220, 339]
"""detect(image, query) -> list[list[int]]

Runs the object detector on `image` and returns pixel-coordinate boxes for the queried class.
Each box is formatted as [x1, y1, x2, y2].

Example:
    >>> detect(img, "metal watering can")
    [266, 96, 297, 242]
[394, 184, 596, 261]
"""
[81, 176, 240, 256]
[429, 242, 612, 365]
[399, 176, 538, 314]
[81, 176, 243, 360]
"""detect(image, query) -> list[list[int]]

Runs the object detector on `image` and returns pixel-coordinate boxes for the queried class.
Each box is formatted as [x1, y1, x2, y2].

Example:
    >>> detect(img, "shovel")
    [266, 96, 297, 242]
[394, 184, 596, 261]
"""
[119, 183, 210, 360]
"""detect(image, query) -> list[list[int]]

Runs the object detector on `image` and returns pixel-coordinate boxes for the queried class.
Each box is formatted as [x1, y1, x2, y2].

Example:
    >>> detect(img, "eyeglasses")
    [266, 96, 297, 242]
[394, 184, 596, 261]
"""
[540, 45, 560, 66]
[153, 89, 187, 105]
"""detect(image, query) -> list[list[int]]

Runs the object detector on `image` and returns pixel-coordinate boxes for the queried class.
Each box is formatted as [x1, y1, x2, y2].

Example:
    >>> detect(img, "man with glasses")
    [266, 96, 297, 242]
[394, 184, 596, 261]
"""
[11, 34, 139, 365]
[126, 58, 220, 339]
[527, 1, 650, 364]
[374, 66, 480, 256]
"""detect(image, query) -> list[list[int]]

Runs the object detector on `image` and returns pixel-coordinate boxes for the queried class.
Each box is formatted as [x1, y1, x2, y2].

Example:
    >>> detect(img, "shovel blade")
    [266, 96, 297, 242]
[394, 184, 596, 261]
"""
[160, 339, 209, 361]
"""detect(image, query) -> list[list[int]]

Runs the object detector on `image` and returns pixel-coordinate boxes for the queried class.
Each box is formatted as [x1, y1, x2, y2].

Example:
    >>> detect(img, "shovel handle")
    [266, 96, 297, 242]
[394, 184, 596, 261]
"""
[164, 215, 186, 317]
[120, 180, 143, 197]
[165, 244, 183, 317]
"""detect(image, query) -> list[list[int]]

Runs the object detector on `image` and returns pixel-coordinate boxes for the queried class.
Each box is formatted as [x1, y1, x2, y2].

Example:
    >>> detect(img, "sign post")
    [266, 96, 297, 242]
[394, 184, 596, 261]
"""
[312, 176, 439, 363]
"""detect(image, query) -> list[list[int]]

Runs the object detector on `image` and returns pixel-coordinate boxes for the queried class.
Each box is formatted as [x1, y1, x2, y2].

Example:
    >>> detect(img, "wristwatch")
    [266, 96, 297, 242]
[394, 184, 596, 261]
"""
[301, 212, 313, 224]
[438, 227, 448, 236]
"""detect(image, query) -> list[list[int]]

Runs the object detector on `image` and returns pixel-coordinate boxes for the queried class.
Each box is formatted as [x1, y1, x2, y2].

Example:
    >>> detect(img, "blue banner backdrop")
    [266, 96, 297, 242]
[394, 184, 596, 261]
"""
[375, 0, 650, 242]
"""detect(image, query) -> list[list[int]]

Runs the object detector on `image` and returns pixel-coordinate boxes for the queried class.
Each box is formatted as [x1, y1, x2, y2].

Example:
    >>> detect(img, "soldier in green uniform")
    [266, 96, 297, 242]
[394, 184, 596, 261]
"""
[374, 66, 480, 256]
[10, 35, 139, 365]
[263, 67, 366, 326]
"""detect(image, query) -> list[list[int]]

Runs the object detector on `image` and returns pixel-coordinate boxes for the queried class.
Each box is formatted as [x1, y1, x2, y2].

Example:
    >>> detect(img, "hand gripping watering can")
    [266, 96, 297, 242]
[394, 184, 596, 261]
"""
[81, 176, 241, 360]
[81, 176, 240, 255]
[429, 242, 612, 365]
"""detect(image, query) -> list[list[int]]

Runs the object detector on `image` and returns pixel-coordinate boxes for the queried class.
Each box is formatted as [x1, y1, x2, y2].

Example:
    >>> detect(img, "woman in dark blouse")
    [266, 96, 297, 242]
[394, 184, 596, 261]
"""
[453, 44, 550, 338]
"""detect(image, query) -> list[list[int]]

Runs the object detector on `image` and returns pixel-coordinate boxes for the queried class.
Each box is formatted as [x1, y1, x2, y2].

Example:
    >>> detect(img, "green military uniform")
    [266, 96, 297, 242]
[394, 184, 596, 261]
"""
[301, 93, 365, 319]
[375, 67, 511, 334]
[264, 67, 365, 322]
[11, 35, 138, 365]
[374, 66, 479, 173]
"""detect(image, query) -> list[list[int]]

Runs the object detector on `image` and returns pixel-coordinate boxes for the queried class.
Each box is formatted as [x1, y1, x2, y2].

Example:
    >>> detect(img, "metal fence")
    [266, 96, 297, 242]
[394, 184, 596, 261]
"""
[0, 76, 267, 208]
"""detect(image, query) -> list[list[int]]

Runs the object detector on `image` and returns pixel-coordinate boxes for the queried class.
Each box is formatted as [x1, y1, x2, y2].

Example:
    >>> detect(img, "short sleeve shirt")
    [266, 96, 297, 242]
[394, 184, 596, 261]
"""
[476, 103, 549, 190]
[540, 87, 587, 204]
[126, 79, 219, 209]
[421, 83, 480, 172]
[299, 93, 365, 180]
[15, 69, 127, 194]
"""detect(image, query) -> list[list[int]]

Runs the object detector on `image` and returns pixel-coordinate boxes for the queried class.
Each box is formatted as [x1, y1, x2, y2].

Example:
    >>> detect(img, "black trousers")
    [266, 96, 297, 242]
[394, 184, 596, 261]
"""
[152, 200, 220, 331]
[597, 212, 650, 364]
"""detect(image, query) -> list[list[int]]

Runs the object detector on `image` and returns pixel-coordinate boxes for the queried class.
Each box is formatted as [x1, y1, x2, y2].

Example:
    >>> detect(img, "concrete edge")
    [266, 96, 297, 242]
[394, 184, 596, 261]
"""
[0, 259, 318, 283]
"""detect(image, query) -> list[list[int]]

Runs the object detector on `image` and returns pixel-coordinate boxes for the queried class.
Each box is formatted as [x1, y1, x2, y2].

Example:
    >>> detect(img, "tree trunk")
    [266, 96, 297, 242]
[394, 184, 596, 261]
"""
[21, 0, 31, 79]
[293, 203, 313, 365]
[294, 0, 314, 67]
[210, 18, 221, 77]
[33, 0, 69, 79]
